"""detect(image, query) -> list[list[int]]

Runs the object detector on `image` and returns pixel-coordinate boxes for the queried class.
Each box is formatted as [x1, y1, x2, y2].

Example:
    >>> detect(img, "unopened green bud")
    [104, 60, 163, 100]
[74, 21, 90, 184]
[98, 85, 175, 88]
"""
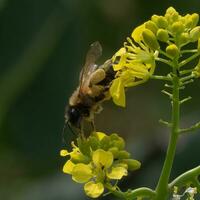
[171, 22, 185, 34]
[116, 150, 130, 159]
[171, 13, 179, 22]
[77, 138, 90, 155]
[166, 44, 179, 57]
[165, 7, 179, 22]
[88, 136, 99, 151]
[166, 7, 178, 15]
[179, 32, 190, 45]
[190, 26, 200, 42]
[100, 136, 110, 150]
[122, 159, 141, 171]
[108, 147, 119, 158]
[142, 29, 160, 50]
[151, 15, 159, 23]
[152, 15, 168, 28]
[145, 20, 158, 34]
[184, 17, 193, 29]
[110, 134, 125, 150]
[157, 29, 169, 42]
[191, 13, 199, 28]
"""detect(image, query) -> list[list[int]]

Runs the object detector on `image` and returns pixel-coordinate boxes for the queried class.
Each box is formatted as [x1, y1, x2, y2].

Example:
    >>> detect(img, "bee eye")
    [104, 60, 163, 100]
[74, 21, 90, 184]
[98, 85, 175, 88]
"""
[71, 108, 79, 116]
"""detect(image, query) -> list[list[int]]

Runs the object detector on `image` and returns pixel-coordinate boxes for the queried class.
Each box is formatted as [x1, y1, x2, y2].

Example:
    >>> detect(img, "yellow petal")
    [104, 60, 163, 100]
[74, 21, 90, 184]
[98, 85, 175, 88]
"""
[112, 48, 127, 71]
[71, 163, 93, 183]
[131, 24, 145, 43]
[92, 149, 113, 168]
[84, 181, 104, 198]
[96, 132, 106, 141]
[110, 78, 126, 107]
[113, 47, 126, 58]
[63, 160, 75, 174]
[106, 166, 128, 180]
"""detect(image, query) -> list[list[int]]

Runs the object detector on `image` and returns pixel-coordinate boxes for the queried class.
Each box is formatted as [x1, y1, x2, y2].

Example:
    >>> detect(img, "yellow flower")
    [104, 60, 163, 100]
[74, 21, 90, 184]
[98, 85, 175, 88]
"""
[92, 149, 113, 168]
[61, 132, 141, 198]
[110, 35, 157, 107]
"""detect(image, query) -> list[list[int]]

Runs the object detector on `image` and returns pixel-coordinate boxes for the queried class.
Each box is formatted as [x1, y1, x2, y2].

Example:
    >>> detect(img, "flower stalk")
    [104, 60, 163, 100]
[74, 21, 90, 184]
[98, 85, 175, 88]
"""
[155, 59, 181, 200]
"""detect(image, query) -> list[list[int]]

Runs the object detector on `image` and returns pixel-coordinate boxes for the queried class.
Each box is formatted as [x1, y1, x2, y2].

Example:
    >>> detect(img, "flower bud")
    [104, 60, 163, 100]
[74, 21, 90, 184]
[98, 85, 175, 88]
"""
[179, 32, 190, 45]
[88, 136, 99, 151]
[157, 29, 169, 42]
[190, 26, 200, 42]
[116, 150, 130, 159]
[171, 22, 185, 34]
[108, 147, 119, 158]
[165, 7, 179, 22]
[184, 16, 193, 29]
[122, 159, 141, 171]
[77, 138, 90, 155]
[165, 7, 178, 15]
[145, 20, 158, 34]
[142, 29, 160, 50]
[100, 136, 110, 150]
[110, 134, 125, 150]
[152, 15, 168, 28]
[191, 13, 199, 28]
[166, 44, 179, 58]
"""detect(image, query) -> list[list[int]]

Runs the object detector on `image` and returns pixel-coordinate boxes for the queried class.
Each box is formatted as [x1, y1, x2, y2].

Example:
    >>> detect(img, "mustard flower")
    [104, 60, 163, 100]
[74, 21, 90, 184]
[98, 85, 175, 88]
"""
[110, 30, 158, 107]
[109, 7, 200, 107]
[60, 132, 141, 198]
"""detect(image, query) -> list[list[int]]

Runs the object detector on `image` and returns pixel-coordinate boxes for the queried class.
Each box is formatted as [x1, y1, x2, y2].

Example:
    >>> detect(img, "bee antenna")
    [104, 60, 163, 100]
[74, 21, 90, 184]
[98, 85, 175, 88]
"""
[67, 121, 77, 136]
[61, 122, 68, 146]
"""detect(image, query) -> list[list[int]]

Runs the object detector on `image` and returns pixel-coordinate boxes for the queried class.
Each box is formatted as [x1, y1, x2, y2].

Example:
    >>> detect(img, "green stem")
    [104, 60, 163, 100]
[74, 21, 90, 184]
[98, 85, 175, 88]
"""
[154, 60, 180, 200]
[106, 185, 156, 200]
[155, 57, 173, 67]
[126, 187, 156, 199]
[179, 52, 200, 67]
[181, 49, 198, 54]
[179, 121, 200, 134]
[169, 165, 200, 189]
[150, 75, 172, 81]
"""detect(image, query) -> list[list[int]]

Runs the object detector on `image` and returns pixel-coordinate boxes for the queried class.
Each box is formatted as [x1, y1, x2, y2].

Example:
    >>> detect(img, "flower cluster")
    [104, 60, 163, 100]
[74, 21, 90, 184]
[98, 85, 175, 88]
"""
[60, 132, 141, 198]
[109, 7, 200, 107]
[110, 28, 158, 107]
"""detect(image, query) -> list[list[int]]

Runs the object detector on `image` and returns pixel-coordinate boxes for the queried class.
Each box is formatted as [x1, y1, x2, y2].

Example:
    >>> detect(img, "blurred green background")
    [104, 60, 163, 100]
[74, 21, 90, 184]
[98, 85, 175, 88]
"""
[1, 0, 200, 199]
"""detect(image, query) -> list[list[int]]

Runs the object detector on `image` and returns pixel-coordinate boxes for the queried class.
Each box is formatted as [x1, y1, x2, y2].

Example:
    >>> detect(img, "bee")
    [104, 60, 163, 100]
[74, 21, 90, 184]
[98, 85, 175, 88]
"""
[65, 41, 115, 135]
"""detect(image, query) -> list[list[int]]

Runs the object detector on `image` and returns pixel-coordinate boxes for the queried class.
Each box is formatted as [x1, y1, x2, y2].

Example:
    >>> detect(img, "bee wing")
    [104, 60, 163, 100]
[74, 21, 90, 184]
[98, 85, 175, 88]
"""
[79, 41, 102, 91]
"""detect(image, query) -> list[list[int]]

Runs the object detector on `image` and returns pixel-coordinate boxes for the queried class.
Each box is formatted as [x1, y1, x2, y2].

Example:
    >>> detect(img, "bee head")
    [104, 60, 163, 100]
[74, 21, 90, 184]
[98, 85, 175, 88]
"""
[65, 106, 82, 128]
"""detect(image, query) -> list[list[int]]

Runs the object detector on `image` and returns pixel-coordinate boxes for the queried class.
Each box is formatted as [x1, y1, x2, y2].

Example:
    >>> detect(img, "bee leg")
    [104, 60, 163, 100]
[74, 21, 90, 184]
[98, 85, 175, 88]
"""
[91, 120, 96, 133]
[80, 120, 86, 139]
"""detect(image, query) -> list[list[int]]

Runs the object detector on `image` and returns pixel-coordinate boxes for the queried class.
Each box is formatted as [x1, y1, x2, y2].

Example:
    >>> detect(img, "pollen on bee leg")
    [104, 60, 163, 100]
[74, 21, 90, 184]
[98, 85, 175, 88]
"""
[89, 69, 106, 85]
